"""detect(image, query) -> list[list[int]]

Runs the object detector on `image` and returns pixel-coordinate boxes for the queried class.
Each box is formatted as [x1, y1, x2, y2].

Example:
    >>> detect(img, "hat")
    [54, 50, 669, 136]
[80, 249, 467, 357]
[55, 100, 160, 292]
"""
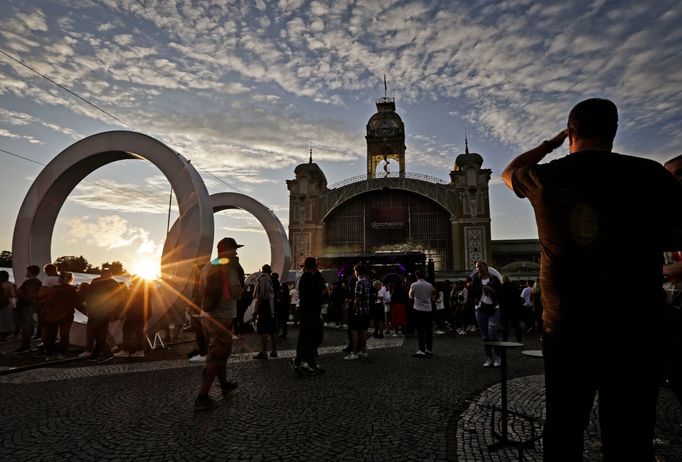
[217, 237, 243, 251]
[302, 257, 317, 269]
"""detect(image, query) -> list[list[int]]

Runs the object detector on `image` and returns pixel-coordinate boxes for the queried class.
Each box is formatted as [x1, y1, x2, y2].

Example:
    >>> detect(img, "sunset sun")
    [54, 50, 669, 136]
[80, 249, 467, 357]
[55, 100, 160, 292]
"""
[131, 257, 160, 280]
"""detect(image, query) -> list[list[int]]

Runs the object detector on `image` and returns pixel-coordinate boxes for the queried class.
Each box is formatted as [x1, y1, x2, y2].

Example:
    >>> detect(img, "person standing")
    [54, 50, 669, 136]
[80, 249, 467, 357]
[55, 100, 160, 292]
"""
[14, 265, 42, 353]
[409, 270, 435, 357]
[344, 264, 371, 361]
[277, 281, 291, 339]
[253, 264, 277, 359]
[36, 263, 60, 340]
[82, 268, 122, 360]
[42, 272, 77, 357]
[471, 261, 502, 367]
[0, 270, 16, 341]
[502, 98, 682, 461]
[499, 275, 523, 343]
[290, 257, 325, 375]
[195, 237, 245, 410]
[114, 276, 150, 358]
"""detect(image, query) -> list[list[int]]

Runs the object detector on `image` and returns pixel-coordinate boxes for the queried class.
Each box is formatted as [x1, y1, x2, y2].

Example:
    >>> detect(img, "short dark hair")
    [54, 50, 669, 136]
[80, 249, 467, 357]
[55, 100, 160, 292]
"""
[568, 98, 618, 141]
[303, 257, 317, 269]
[26, 265, 40, 277]
[415, 270, 425, 279]
[353, 264, 366, 275]
[0, 270, 8, 282]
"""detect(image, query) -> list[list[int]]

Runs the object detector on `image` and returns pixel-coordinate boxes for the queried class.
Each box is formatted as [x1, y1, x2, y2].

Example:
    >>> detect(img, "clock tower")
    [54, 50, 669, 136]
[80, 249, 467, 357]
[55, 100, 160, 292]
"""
[366, 94, 406, 178]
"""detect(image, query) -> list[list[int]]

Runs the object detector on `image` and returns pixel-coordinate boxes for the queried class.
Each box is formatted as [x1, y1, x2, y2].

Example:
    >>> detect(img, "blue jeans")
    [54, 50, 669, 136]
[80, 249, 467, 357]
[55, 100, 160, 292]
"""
[475, 307, 500, 358]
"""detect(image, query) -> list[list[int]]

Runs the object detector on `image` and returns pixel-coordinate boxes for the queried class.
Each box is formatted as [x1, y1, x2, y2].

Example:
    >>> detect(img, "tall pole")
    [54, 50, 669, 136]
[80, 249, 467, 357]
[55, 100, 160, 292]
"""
[166, 186, 173, 234]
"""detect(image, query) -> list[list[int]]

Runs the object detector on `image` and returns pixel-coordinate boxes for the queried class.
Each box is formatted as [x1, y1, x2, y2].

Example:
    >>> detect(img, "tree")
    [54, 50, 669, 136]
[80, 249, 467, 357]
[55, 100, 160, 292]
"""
[0, 250, 12, 268]
[102, 261, 126, 275]
[55, 255, 90, 273]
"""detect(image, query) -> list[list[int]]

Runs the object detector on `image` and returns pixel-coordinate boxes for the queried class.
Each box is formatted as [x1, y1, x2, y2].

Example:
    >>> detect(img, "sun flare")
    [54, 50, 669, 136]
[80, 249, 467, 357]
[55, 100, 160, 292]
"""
[131, 257, 161, 280]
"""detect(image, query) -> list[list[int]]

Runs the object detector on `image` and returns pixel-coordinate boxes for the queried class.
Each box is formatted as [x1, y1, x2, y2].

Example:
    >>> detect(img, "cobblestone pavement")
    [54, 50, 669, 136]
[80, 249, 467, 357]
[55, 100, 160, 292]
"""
[0, 327, 680, 461]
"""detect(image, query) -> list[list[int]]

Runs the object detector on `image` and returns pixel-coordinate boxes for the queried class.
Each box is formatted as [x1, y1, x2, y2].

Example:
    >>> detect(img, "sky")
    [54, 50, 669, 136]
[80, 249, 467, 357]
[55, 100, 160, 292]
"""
[1, 0, 681, 275]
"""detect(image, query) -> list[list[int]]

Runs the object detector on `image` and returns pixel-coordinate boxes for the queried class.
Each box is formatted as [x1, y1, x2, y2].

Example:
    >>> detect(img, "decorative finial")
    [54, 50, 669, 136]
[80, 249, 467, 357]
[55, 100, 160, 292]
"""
[309, 147, 313, 164]
[384, 74, 387, 98]
[465, 129, 470, 155]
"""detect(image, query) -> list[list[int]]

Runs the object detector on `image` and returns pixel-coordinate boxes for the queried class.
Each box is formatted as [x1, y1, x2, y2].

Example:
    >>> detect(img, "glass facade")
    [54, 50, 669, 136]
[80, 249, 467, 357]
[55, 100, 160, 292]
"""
[325, 190, 452, 271]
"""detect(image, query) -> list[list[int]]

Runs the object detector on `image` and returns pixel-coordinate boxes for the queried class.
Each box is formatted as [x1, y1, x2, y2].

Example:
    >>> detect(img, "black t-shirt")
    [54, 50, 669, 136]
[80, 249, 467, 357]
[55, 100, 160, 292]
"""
[512, 150, 682, 334]
[298, 271, 325, 319]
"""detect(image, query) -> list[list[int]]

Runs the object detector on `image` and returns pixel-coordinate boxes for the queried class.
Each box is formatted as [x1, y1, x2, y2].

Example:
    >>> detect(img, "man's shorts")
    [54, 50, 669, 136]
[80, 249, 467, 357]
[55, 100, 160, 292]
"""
[255, 303, 276, 335]
[203, 316, 233, 363]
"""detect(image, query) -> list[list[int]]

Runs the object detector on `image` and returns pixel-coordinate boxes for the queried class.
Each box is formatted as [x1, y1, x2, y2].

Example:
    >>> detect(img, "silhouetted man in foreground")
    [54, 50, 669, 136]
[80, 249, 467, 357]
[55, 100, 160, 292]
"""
[502, 98, 682, 461]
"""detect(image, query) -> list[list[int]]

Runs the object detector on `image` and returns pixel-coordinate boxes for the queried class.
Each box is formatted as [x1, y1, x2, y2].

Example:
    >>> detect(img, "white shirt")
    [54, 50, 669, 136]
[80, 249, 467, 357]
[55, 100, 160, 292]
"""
[521, 286, 532, 306]
[409, 279, 434, 312]
[435, 291, 445, 310]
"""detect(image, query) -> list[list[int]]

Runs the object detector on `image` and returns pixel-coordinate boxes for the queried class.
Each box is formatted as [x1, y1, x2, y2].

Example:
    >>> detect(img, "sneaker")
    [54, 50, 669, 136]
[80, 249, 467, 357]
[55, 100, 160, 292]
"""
[425, 349, 433, 356]
[483, 357, 493, 367]
[412, 350, 426, 357]
[189, 354, 206, 363]
[130, 351, 145, 358]
[77, 351, 92, 358]
[289, 359, 303, 377]
[384, 330, 391, 335]
[253, 352, 268, 360]
[357, 351, 368, 359]
[194, 396, 218, 411]
[269, 351, 278, 358]
[113, 350, 130, 358]
[344, 353, 359, 361]
[14, 347, 31, 354]
[220, 382, 238, 397]
[434, 330, 445, 335]
[493, 357, 501, 367]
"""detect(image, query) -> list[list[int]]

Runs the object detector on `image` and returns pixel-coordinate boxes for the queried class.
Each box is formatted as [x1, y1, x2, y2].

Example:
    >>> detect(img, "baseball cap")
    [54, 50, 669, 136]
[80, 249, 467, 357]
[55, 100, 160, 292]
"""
[217, 237, 243, 251]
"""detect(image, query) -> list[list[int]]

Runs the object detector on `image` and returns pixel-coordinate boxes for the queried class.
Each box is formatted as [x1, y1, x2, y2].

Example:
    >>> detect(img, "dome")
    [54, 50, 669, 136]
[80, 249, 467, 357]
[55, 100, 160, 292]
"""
[455, 152, 483, 170]
[294, 160, 327, 185]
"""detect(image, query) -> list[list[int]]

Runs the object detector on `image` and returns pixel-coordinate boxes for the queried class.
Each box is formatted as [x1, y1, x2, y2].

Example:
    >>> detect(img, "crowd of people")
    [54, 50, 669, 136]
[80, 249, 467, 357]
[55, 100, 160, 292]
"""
[0, 98, 679, 461]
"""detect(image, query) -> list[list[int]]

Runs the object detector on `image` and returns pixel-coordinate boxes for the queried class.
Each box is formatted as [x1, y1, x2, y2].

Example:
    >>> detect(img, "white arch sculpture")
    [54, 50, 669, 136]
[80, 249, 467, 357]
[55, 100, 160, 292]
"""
[12, 130, 215, 313]
[163, 192, 291, 284]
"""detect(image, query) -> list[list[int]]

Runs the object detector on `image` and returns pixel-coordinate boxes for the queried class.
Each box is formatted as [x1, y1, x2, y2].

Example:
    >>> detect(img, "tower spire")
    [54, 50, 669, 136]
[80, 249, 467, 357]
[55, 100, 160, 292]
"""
[309, 147, 313, 164]
[465, 129, 470, 155]
[384, 74, 387, 98]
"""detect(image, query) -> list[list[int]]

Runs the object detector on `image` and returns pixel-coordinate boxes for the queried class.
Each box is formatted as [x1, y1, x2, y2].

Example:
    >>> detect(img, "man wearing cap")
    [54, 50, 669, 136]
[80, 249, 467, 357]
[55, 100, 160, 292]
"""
[253, 264, 277, 359]
[195, 237, 245, 410]
[290, 257, 326, 376]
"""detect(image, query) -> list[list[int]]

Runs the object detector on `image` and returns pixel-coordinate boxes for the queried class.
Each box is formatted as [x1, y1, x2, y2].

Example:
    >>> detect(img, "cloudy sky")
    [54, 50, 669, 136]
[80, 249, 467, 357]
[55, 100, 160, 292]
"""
[1, 0, 680, 274]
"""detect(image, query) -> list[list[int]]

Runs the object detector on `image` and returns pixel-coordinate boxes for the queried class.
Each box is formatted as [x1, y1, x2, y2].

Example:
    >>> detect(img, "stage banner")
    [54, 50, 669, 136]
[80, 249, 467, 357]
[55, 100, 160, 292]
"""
[367, 207, 408, 247]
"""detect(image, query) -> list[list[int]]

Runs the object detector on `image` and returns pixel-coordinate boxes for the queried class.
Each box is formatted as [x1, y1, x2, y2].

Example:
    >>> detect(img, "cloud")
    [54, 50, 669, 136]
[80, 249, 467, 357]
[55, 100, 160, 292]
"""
[63, 215, 157, 250]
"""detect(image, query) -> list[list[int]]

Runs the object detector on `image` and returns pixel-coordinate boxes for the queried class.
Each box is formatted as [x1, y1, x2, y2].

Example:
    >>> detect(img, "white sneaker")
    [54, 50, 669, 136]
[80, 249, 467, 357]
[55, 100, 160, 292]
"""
[113, 350, 130, 358]
[483, 357, 493, 367]
[357, 351, 368, 359]
[493, 357, 501, 367]
[189, 354, 206, 362]
[434, 330, 445, 335]
[77, 351, 92, 358]
[344, 353, 359, 361]
[457, 329, 467, 335]
[130, 351, 145, 358]
[412, 350, 426, 357]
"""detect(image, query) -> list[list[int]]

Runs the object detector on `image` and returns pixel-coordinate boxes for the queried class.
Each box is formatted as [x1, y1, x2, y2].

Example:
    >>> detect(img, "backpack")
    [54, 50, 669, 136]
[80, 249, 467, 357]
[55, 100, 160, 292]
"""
[203, 264, 232, 312]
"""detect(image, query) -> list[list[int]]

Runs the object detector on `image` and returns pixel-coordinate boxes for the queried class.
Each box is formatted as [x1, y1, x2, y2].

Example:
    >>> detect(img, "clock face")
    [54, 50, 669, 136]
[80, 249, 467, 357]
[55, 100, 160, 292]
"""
[377, 120, 393, 136]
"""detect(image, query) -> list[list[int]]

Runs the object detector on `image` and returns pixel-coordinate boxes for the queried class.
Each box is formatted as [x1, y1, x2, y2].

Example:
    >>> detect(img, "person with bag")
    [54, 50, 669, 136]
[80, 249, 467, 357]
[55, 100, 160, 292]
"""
[471, 261, 502, 367]
[82, 268, 122, 360]
[195, 237, 244, 411]
[253, 264, 277, 359]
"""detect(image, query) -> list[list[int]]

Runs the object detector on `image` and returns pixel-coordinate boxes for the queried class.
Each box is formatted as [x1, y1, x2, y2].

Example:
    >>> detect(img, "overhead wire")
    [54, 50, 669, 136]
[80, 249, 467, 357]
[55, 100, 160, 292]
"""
[0, 47, 240, 193]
